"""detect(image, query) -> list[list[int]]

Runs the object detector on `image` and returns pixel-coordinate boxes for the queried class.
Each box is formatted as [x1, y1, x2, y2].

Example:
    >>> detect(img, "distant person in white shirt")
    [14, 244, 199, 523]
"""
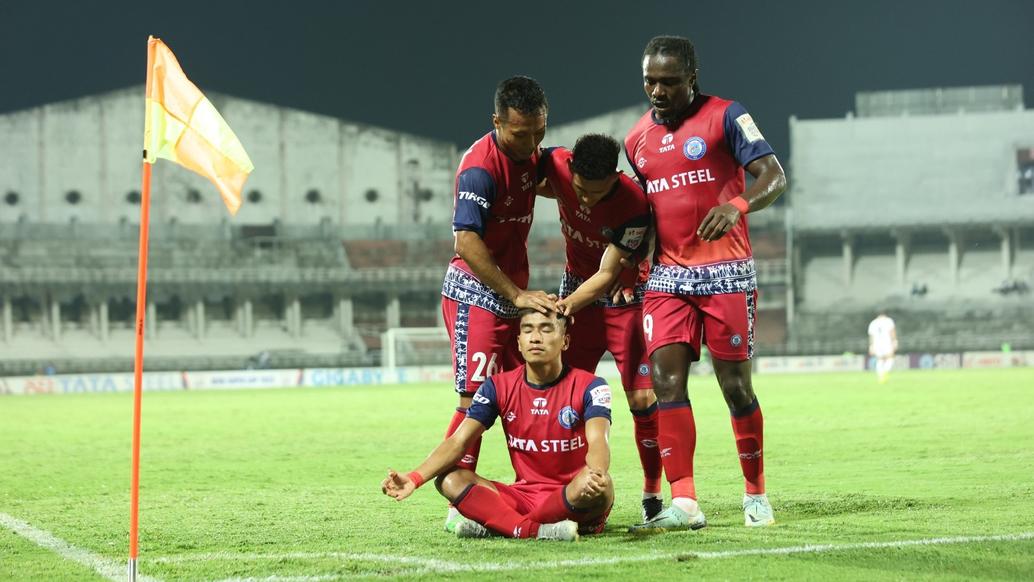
[867, 311, 898, 383]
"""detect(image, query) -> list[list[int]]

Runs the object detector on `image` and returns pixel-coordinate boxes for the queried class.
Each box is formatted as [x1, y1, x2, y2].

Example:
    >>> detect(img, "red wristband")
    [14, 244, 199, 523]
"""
[729, 196, 749, 214]
[407, 471, 425, 489]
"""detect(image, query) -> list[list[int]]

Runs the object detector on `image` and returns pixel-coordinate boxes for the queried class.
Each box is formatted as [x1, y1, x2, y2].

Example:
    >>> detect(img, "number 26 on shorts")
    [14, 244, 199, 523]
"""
[471, 351, 499, 382]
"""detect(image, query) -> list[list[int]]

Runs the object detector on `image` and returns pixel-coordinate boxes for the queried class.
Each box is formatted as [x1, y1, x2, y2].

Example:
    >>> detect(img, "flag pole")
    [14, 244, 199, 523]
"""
[128, 157, 152, 582]
[130, 38, 157, 582]
[128, 158, 152, 582]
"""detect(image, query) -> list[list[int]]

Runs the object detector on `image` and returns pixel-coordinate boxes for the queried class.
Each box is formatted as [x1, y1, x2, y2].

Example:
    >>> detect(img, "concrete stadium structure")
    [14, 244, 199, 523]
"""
[789, 85, 1034, 353]
[3, 84, 1030, 374]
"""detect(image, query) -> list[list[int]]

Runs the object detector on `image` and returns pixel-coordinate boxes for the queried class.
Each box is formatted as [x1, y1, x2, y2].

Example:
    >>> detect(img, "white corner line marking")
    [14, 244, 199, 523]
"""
[0, 512, 162, 582]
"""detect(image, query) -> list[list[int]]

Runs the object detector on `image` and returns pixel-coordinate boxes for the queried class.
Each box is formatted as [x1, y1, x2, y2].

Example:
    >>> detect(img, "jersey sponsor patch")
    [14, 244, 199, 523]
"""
[619, 226, 648, 250]
[472, 392, 491, 405]
[735, 113, 764, 143]
[457, 190, 490, 209]
[590, 385, 612, 408]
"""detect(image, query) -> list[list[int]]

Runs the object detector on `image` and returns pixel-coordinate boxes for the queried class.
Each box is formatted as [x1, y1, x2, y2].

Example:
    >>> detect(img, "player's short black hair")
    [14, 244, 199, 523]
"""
[494, 76, 548, 117]
[517, 308, 568, 329]
[643, 35, 701, 92]
[571, 134, 620, 180]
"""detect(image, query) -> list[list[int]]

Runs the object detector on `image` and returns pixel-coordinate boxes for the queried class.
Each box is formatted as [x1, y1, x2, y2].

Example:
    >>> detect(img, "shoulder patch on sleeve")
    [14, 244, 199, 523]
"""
[619, 226, 648, 250]
[735, 113, 765, 144]
[590, 384, 612, 409]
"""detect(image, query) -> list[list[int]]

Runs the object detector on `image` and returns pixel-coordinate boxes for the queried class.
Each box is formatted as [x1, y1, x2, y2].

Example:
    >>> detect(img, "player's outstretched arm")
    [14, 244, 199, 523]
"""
[698, 155, 787, 241]
[454, 230, 557, 314]
[381, 418, 486, 502]
[557, 244, 631, 315]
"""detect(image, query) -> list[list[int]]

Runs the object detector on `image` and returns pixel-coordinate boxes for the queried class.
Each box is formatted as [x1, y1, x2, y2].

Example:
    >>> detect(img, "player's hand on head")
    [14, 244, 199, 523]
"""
[697, 202, 742, 241]
[556, 298, 573, 316]
[513, 290, 557, 314]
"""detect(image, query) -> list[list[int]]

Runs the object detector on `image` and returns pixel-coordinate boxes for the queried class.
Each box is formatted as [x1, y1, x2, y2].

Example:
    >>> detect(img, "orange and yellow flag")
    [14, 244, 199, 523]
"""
[144, 36, 253, 214]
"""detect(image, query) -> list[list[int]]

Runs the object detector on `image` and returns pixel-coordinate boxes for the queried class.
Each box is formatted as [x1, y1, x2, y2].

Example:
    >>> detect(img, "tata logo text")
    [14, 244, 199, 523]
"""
[645, 169, 717, 194]
[531, 397, 550, 416]
[659, 133, 676, 153]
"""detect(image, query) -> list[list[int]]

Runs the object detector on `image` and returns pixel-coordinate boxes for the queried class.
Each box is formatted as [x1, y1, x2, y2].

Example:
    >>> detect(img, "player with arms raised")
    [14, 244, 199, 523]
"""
[439, 76, 557, 531]
[382, 309, 614, 541]
[624, 35, 787, 530]
[539, 134, 664, 522]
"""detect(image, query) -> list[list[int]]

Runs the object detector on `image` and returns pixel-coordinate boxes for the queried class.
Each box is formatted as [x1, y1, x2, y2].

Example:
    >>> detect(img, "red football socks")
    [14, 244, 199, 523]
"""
[445, 406, 482, 471]
[730, 399, 765, 495]
[454, 484, 540, 538]
[631, 403, 663, 493]
[658, 401, 697, 500]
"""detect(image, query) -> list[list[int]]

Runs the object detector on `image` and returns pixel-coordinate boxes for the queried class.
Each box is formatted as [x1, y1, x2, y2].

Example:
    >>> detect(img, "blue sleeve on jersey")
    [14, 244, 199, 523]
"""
[466, 377, 499, 429]
[723, 102, 775, 168]
[581, 377, 613, 424]
[452, 167, 497, 236]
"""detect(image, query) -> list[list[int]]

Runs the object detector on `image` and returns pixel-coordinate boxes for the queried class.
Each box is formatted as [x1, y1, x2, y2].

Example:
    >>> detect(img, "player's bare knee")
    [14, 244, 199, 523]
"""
[436, 468, 476, 501]
[626, 390, 654, 411]
[719, 375, 754, 409]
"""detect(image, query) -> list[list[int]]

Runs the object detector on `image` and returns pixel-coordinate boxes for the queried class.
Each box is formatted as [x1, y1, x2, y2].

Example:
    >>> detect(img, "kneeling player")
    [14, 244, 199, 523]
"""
[543, 135, 663, 521]
[382, 309, 614, 541]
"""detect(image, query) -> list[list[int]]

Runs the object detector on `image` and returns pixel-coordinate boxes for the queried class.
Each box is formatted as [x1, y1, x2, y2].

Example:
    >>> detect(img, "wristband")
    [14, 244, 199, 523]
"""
[407, 471, 425, 489]
[729, 196, 749, 214]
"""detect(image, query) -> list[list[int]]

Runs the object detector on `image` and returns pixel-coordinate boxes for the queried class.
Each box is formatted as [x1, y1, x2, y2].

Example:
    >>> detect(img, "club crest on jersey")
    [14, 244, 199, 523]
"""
[558, 406, 580, 429]
[683, 137, 707, 160]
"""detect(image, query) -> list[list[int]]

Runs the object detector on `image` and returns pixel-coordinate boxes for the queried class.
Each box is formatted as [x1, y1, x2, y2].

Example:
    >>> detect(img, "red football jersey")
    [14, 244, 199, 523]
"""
[542, 147, 651, 300]
[467, 366, 612, 485]
[443, 132, 539, 316]
[625, 95, 775, 296]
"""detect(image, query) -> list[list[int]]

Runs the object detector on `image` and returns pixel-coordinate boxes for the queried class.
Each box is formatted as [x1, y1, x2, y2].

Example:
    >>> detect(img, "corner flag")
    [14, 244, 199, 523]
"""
[144, 36, 254, 214]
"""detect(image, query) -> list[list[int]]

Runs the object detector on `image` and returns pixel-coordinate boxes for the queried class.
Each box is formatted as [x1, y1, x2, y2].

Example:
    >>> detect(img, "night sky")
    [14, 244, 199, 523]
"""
[1, 0, 1032, 158]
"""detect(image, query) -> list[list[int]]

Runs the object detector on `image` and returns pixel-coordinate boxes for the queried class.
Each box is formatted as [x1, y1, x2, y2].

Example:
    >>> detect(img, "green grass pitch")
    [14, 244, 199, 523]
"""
[2, 368, 1033, 580]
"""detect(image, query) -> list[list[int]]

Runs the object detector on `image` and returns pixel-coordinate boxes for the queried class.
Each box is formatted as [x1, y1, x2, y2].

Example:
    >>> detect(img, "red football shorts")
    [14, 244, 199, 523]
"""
[491, 480, 610, 535]
[441, 297, 523, 396]
[641, 290, 757, 361]
[563, 304, 652, 391]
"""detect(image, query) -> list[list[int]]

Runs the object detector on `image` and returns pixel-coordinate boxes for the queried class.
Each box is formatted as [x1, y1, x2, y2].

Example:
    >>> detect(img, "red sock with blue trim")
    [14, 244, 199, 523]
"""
[631, 403, 663, 493]
[454, 484, 540, 538]
[657, 400, 696, 500]
[730, 398, 764, 494]
[445, 406, 482, 471]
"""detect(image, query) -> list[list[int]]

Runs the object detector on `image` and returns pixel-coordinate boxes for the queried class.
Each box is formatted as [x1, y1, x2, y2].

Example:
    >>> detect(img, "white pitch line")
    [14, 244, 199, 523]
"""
[153, 531, 1034, 580]
[684, 532, 1034, 560]
[0, 512, 162, 582]
[154, 551, 471, 570]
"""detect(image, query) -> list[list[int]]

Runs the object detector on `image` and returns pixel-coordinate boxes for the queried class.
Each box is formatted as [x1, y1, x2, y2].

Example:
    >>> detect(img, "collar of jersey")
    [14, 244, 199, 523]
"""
[524, 364, 571, 390]
[491, 131, 535, 165]
[650, 94, 710, 128]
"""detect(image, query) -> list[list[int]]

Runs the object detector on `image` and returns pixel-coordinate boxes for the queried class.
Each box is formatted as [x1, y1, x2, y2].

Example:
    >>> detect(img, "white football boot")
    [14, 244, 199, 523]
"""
[743, 493, 775, 527]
